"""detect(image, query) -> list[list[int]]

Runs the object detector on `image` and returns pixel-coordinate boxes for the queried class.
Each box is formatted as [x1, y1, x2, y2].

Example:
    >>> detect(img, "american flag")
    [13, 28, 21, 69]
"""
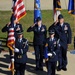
[53, 0, 62, 22]
[13, 0, 26, 22]
[7, 0, 26, 50]
[7, 14, 15, 51]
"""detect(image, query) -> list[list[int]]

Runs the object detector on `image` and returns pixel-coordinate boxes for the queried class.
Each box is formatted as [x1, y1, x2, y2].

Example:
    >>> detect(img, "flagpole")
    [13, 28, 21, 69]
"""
[74, 0, 75, 35]
[74, 16, 75, 36]
[11, 0, 15, 75]
[73, 14, 75, 50]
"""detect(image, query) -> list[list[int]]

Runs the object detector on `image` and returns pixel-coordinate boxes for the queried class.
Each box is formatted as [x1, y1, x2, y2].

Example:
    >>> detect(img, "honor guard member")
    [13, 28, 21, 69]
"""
[44, 30, 59, 75]
[54, 14, 72, 71]
[14, 30, 28, 75]
[27, 17, 47, 71]
[1, 20, 23, 56]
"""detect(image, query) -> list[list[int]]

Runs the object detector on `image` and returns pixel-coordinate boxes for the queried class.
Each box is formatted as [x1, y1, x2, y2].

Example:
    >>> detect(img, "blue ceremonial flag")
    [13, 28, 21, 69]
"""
[34, 0, 42, 23]
[44, 44, 48, 59]
[44, 46, 48, 59]
[68, 0, 75, 14]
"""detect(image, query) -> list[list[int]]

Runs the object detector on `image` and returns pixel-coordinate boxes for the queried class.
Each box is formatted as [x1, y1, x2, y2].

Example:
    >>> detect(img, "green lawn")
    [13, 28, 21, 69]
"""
[0, 10, 74, 51]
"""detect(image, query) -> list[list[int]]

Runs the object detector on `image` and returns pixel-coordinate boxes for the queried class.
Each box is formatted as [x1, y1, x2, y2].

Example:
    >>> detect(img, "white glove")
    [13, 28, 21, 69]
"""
[47, 53, 52, 57]
[11, 58, 14, 62]
[14, 48, 19, 52]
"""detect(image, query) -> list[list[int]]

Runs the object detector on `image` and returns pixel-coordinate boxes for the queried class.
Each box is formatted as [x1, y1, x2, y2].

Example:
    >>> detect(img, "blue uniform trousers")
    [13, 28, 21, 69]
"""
[34, 45, 43, 69]
[14, 62, 26, 75]
[46, 61, 56, 75]
[58, 46, 67, 68]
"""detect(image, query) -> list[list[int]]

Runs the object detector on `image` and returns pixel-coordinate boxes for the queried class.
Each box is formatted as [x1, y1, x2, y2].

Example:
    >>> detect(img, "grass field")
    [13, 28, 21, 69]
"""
[0, 10, 74, 51]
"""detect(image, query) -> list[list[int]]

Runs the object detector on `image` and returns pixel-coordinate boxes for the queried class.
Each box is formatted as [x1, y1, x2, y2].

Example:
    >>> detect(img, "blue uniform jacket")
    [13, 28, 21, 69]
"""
[14, 38, 28, 64]
[44, 38, 59, 62]
[27, 24, 47, 45]
[2, 23, 23, 39]
[54, 22, 72, 49]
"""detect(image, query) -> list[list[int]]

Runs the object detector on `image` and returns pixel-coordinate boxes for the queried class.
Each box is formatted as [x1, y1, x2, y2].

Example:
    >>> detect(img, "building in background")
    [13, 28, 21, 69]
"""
[0, 0, 68, 10]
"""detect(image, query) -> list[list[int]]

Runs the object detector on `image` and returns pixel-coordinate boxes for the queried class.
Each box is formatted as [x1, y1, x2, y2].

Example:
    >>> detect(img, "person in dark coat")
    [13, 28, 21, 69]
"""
[27, 17, 47, 71]
[54, 14, 72, 71]
[1, 21, 23, 56]
[44, 29, 60, 75]
[2, 21, 23, 39]
[14, 30, 28, 75]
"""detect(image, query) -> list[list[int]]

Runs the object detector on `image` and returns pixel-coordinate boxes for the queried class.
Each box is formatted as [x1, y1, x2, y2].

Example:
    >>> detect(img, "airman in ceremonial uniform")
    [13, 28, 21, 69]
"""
[44, 30, 59, 75]
[27, 17, 47, 71]
[1, 20, 23, 57]
[14, 30, 28, 75]
[54, 14, 72, 71]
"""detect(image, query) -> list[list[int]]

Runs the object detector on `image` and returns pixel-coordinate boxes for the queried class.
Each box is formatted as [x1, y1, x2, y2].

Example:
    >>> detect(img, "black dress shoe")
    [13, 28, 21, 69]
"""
[62, 67, 67, 71]
[57, 68, 61, 71]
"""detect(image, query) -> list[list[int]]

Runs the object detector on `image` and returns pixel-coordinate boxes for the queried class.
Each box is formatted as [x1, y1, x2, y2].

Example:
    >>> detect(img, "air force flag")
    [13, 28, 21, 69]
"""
[34, 0, 42, 23]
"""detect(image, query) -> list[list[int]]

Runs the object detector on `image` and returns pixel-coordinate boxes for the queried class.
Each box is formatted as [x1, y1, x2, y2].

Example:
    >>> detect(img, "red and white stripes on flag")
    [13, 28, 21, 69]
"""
[7, 27, 15, 50]
[7, 27, 15, 70]
[53, 0, 62, 22]
[13, 0, 26, 22]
